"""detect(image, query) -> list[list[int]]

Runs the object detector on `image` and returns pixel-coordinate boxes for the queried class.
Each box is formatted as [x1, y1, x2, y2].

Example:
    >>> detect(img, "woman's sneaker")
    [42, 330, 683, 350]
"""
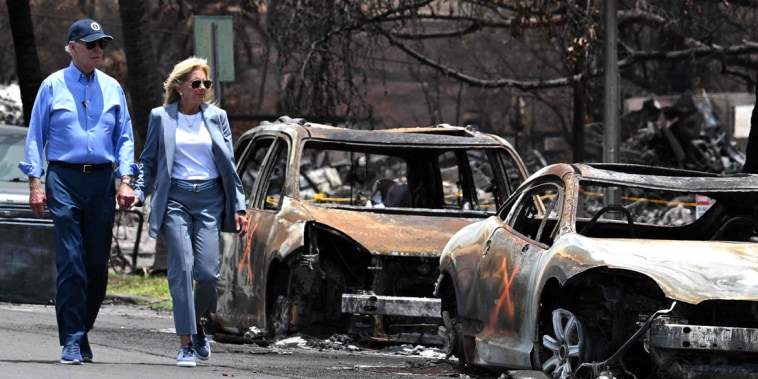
[176, 343, 196, 367]
[192, 324, 211, 361]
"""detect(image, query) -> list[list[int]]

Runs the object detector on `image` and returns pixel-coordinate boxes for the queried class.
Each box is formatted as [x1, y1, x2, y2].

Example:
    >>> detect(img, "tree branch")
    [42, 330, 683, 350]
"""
[618, 42, 758, 67]
[383, 26, 758, 91]
[381, 30, 587, 90]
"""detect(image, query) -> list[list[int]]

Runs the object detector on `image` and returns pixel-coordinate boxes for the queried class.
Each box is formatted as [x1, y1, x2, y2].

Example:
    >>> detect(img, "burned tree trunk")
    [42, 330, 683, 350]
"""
[743, 70, 758, 174]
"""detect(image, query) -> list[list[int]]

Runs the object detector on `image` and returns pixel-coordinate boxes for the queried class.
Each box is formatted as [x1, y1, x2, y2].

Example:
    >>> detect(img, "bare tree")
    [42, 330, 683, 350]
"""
[260, 0, 758, 160]
[118, 0, 163, 157]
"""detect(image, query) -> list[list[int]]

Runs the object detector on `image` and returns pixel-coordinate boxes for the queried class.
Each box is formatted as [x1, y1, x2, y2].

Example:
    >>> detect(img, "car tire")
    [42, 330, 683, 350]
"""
[267, 294, 292, 339]
[440, 310, 465, 360]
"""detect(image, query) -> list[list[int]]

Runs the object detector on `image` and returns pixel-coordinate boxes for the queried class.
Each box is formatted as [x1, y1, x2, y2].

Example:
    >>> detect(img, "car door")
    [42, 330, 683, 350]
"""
[218, 133, 281, 327]
[474, 181, 563, 366]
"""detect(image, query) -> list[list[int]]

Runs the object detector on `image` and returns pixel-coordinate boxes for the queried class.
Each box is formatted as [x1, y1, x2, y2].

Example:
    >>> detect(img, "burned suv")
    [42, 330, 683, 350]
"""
[211, 116, 528, 344]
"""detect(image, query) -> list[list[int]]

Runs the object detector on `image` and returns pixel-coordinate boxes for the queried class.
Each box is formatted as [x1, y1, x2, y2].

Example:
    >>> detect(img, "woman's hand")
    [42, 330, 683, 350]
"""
[235, 211, 249, 237]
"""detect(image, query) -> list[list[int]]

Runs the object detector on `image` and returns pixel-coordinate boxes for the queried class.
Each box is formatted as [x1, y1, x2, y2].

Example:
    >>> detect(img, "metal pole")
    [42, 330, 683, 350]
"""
[604, 0, 621, 207]
[603, 0, 619, 164]
[211, 22, 222, 106]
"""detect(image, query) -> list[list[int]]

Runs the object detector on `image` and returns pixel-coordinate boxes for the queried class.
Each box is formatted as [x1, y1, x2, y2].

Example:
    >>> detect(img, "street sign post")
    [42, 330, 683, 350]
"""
[193, 16, 235, 105]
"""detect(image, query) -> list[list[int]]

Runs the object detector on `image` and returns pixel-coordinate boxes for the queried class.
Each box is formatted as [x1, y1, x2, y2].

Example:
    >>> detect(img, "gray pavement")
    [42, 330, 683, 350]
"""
[0, 301, 507, 379]
[0, 302, 284, 379]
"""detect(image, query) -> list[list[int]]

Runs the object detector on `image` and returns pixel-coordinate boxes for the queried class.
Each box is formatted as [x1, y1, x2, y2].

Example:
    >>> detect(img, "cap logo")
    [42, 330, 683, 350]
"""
[90, 22, 101, 31]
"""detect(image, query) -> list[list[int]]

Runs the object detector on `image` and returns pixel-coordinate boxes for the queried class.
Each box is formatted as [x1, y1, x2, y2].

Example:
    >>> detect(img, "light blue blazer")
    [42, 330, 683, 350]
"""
[134, 102, 246, 238]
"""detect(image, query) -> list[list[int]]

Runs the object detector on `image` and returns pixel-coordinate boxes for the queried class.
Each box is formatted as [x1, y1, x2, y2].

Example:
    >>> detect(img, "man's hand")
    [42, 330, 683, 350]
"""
[117, 177, 136, 210]
[29, 177, 46, 218]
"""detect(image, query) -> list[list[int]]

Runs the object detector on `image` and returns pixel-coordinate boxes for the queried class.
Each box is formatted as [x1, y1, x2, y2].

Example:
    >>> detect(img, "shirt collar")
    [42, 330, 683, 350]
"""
[64, 61, 98, 83]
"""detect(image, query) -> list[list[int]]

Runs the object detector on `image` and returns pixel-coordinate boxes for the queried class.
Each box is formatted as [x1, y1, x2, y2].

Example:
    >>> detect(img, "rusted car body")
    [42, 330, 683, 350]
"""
[435, 163, 758, 378]
[211, 117, 528, 344]
[0, 124, 56, 304]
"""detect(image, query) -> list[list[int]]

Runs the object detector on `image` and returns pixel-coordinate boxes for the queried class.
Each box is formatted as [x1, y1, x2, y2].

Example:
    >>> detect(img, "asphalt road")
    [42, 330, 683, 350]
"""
[0, 299, 551, 379]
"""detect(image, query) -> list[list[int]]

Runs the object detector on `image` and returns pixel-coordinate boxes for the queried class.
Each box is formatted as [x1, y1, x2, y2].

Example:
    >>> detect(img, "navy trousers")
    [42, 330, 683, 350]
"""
[46, 164, 115, 346]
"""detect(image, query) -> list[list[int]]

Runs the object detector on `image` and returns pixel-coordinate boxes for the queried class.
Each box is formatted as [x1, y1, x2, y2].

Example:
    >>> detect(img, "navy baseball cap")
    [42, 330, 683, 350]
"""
[67, 19, 113, 43]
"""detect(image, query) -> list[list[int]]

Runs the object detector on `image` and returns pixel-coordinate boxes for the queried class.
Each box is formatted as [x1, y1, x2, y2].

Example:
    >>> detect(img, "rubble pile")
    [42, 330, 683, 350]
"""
[586, 92, 745, 174]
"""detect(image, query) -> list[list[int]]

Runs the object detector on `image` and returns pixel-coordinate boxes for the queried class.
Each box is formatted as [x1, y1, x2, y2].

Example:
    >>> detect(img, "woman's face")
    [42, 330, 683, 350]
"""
[177, 67, 210, 110]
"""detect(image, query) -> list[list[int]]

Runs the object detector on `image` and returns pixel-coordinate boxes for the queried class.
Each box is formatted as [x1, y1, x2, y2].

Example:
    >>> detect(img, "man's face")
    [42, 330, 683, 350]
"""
[69, 38, 107, 74]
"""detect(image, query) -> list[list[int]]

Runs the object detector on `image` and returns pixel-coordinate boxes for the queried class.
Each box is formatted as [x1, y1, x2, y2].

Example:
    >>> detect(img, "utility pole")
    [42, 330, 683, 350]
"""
[603, 0, 619, 165]
[604, 0, 621, 207]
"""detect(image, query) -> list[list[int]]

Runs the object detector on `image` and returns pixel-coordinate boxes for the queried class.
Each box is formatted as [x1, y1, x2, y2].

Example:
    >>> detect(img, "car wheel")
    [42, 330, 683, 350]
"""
[267, 294, 293, 339]
[440, 310, 464, 360]
[439, 279, 466, 361]
[540, 308, 585, 378]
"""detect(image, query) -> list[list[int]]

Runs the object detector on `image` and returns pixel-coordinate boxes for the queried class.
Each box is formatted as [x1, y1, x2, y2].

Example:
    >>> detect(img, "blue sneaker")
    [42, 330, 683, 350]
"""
[81, 335, 93, 362]
[176, 344, 196, 367]
[60, 344, 83, 365]
[192, 326, 211, 361]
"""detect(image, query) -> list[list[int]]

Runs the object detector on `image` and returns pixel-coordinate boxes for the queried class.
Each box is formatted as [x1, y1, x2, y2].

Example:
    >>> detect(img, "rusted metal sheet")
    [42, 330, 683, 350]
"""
[650, 323, 758, 352]
[303, 203, 479, 257]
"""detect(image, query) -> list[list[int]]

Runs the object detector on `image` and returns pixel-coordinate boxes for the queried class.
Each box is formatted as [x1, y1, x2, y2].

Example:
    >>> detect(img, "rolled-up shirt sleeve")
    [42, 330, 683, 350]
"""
[18, 81, 52, 178]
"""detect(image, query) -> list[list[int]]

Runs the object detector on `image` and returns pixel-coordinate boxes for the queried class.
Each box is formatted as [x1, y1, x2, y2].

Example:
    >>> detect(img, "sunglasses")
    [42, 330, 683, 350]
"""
[79, 39, 108, 50]
[190, 80, 212, 89]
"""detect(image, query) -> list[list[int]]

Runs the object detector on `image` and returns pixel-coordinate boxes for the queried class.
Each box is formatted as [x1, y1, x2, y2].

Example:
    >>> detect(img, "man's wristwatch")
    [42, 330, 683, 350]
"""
[122, 178, 137, 188]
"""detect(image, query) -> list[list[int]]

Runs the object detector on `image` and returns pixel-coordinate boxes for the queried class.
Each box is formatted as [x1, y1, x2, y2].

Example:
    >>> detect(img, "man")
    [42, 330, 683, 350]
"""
[18, 19, 138, 365]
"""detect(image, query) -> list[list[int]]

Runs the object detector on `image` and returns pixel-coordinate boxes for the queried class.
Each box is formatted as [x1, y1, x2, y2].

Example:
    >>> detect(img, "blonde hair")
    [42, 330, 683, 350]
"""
[163, 56, 214, 105]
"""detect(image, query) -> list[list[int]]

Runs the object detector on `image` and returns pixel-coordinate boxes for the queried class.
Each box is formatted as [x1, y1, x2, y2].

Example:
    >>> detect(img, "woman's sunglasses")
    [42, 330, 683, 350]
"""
[79, 39, 108, 50]
[191, 80, 213, 89]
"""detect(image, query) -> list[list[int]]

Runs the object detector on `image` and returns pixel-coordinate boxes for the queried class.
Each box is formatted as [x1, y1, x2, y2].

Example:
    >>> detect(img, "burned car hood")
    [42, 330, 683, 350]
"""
[556, 234, 758, 304]
[303, 203, 482, 257]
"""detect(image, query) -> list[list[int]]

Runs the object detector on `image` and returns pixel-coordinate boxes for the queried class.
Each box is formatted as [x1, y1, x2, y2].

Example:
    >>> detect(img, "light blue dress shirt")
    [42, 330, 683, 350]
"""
[18, 62, 138, 178]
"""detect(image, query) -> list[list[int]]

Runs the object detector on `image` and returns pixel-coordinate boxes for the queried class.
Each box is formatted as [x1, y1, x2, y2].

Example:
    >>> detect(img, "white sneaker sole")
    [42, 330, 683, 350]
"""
[60, 359, 82, 365]
[176, 360, 196, 367]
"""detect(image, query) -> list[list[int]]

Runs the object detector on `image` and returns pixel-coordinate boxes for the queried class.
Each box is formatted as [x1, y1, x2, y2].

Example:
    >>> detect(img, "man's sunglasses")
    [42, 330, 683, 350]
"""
[191, 80, 213, 89]
[79, 39, 108, 50]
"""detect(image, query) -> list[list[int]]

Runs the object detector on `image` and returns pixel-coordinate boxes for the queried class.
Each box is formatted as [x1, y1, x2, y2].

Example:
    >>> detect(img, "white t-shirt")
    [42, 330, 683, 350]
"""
[171, 112, 219, 180]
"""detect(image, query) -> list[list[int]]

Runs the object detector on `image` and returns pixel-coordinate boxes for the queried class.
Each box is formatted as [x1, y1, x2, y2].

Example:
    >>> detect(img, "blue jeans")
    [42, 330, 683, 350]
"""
[46, 164, 115, 346]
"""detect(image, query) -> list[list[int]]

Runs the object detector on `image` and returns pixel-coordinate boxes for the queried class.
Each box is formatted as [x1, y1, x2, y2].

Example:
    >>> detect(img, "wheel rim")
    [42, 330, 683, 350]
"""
[541, 308, 584, 378]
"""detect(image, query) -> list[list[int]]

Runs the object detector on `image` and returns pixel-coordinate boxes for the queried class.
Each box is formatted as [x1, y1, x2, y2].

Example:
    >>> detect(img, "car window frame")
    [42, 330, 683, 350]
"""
[236, 134, 276, 204]
[500, 180, 563, 246]
[253, 137, 290, 211]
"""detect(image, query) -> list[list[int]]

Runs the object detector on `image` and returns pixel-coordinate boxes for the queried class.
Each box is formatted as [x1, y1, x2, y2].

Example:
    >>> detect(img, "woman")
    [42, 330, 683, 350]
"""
[131, 56, 248, 367]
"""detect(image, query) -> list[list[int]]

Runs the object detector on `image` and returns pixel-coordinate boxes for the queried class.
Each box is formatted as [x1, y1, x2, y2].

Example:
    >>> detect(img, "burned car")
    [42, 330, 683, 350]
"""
[435, 163, 758, 378]
[211, 116, 528, 344]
